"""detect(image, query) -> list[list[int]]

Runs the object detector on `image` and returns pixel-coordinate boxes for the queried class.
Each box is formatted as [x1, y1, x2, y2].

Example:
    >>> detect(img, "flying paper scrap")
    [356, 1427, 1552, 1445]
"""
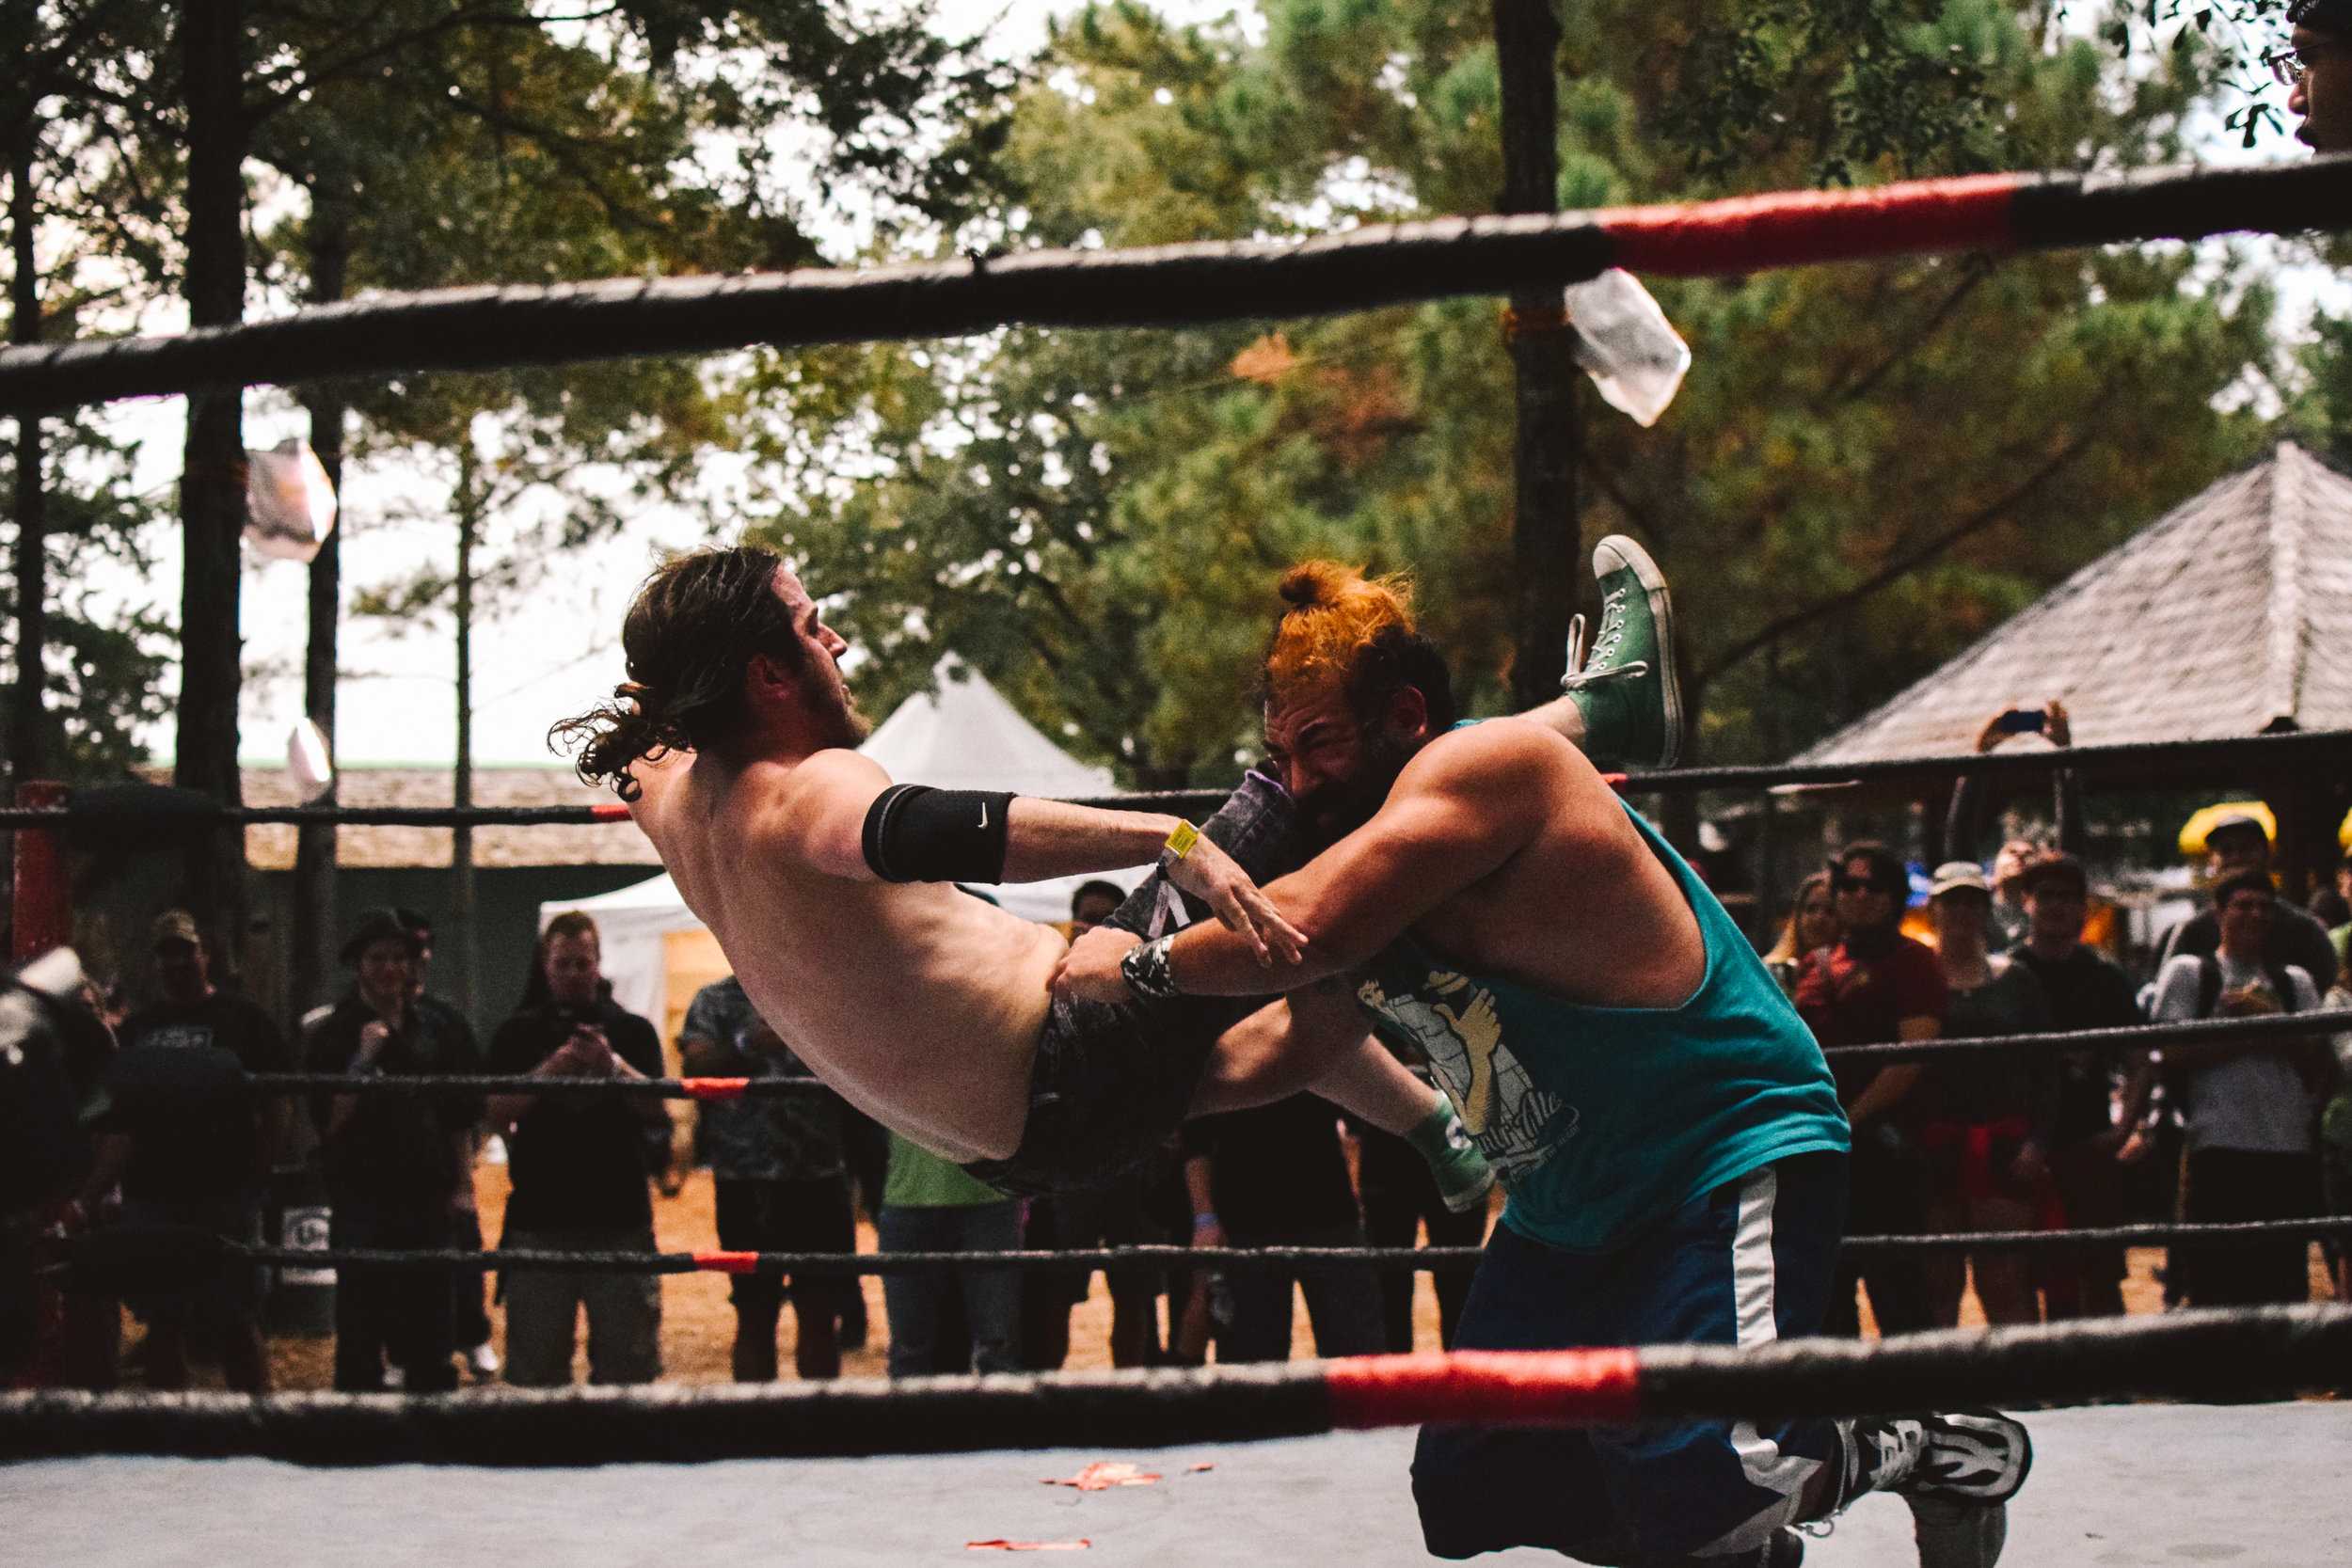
[1564, 269, 1691, 427]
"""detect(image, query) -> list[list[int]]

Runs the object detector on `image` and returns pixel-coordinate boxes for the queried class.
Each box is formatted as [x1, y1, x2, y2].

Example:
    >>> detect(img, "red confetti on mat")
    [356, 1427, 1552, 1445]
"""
[965, 1541, 1090, 1552]
[1186, 1463, 1215, 1474]
[1041, 1462, 1161, 1491]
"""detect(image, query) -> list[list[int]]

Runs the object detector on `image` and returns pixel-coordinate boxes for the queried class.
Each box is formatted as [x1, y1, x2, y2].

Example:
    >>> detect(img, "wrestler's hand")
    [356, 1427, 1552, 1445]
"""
[1053, 926, 1142, 1004]
[1162, 833, 1309, 967]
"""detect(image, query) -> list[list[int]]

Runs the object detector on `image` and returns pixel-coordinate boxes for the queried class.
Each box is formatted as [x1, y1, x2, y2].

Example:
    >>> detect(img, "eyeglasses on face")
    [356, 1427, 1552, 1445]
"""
[2267, 47, 2307, 87]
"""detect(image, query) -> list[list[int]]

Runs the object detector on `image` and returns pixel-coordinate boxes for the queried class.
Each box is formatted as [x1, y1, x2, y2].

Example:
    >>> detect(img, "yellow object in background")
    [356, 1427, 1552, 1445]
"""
[2177, 800, 2276, 858]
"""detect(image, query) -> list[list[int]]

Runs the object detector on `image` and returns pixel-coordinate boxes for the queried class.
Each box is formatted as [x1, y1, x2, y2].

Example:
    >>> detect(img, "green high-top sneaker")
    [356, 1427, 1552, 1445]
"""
[1562, 534, 1683, 771]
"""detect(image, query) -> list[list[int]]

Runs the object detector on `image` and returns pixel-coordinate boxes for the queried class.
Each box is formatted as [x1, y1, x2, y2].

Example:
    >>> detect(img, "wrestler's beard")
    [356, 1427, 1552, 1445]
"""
[804, 679, 870, 751]
[1295, 735, 1416, 852]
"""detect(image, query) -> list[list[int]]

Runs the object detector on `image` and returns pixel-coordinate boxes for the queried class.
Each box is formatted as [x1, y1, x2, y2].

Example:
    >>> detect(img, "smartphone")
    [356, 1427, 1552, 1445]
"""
[1994, 708, 2047, 736]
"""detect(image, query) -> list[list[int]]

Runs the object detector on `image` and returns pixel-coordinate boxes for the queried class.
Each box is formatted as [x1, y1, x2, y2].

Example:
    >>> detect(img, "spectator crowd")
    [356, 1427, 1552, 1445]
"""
[1778, 703, 2348, 1333]
[3, 879, 1490, 1391]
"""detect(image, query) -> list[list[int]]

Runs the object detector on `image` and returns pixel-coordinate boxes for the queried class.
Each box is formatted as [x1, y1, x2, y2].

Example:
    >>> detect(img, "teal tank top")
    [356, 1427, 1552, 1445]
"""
[1357, 801, 1849, 1253]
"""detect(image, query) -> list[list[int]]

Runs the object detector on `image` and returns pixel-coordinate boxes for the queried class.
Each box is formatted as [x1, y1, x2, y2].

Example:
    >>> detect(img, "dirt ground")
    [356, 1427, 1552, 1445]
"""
[127, 1160, 2335, 1392]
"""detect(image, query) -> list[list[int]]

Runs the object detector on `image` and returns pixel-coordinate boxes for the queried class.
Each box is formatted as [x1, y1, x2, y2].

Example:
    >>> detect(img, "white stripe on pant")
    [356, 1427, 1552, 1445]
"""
[1694, 1164, 1824, 1557]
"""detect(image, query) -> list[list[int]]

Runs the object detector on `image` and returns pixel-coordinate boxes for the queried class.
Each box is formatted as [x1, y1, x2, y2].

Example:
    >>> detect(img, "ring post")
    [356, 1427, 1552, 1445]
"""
[9, 780, 70, 961]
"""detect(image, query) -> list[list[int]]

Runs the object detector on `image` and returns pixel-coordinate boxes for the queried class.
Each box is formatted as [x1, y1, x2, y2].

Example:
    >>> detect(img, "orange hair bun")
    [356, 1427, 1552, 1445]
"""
[1265, 561, 1417, 703]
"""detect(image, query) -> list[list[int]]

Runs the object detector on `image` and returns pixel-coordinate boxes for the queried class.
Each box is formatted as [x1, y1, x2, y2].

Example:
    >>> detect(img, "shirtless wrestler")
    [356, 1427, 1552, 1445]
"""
[1056, 553, 2034, 1568]
[551, 545, 1493, 1209]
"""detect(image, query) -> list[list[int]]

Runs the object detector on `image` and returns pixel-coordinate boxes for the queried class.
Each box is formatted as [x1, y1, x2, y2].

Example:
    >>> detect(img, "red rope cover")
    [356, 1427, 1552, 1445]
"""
[681, 1077, 751, 1101]
[1602, 173, 2019, 277]
[691, 1250, 761, 1274]
[1323, 1348, 1644, 1429]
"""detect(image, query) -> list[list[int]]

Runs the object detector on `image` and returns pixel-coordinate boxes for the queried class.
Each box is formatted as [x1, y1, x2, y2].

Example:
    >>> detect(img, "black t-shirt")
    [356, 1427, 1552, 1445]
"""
[107, 991, 285, 1202]
[2009, 943, 2143, 1148]
[1183, 1094, 1362, 1239]
[489, 998, 665, 1232]
[305, 990, 483, 1209]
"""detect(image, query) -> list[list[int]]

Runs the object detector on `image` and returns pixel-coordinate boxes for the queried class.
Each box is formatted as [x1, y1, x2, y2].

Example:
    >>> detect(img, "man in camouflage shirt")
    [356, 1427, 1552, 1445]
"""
[679, 975, 856, 1380]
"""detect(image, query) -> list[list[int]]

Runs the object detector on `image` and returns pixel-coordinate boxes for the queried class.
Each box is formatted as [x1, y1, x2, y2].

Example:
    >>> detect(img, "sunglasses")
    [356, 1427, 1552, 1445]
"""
[1832, 875, 1901, 895]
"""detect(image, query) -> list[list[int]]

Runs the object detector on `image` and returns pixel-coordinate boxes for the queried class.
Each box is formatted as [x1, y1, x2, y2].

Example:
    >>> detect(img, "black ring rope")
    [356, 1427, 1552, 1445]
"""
[4, 728, 2347, 828]
[240, 1011, 2351, 1104]
[68, 1215, 2348, 1284]
[3, 159, 2345, 417]
[2, 1306, 2343, 1465]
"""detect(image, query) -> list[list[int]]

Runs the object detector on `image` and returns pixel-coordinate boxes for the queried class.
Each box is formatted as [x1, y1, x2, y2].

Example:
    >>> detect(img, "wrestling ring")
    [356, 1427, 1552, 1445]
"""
[6, 157, 2352, 1564]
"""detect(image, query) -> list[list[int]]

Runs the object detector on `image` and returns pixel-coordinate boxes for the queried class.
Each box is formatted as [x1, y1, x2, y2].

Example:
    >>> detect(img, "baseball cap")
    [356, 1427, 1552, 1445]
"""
[2019, 851, 2090, 897]
[2207, 812, 2270, 847]
[151, 909, 202, 951]
[1928, 862, 1992, 899]
[340, 908, 423, 966]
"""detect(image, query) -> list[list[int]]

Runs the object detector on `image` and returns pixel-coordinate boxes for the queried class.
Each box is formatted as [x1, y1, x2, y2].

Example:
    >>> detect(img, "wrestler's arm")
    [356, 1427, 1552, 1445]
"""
[1162, 722, 1559, 996]
[753, 750, 1172, 879]
[763, 750, 1308, 959]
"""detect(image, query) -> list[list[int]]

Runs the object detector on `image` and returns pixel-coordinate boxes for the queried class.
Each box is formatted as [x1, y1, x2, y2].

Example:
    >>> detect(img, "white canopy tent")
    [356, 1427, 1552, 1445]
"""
[541, 658, 1150, 1030]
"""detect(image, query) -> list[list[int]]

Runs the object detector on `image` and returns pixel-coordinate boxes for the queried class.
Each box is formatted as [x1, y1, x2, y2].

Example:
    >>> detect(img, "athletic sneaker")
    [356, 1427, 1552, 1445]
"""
[1847, 1410, 2032, 1568]
[466, 1341, 501, 1381]
[1561, 534, 1683, 770]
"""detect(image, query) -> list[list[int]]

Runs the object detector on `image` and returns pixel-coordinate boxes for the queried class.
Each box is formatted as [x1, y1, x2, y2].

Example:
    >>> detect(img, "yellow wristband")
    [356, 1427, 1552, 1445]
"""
[1164, 820, 1200, 861]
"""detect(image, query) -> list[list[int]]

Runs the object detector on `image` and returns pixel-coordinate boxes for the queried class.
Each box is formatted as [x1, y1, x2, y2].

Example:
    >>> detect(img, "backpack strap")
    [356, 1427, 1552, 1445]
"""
[2196, 953, 2303, 1016]
[2196, 955, 2223, 1019]
[2263, 962, 2302, 1015]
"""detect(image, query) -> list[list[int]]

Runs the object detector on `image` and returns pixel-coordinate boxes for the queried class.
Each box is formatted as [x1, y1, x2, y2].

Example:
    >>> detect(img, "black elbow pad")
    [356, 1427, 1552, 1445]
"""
[860, 784, 1015, 884]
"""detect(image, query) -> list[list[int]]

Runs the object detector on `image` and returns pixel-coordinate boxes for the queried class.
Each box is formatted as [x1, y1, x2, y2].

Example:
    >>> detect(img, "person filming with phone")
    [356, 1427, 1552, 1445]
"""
[486, 912, 672, 1386]
[1944, 701, 2085, 949]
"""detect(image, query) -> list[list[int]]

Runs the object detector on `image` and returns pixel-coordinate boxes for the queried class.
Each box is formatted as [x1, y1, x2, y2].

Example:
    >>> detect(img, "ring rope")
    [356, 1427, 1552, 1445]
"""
[0, 161, 2345, 416]
[4, 728, 2347, 828]
[3, 1306, 2342, 1465]
[68, 1217, 2350, 1283]
[235, 1011, 2351, 1103]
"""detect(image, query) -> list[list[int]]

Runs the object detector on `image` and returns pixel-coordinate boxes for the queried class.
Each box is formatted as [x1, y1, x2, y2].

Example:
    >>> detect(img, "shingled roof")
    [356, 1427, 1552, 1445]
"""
[1795, 442, 2352, 765]
[232, 765, 657, 872]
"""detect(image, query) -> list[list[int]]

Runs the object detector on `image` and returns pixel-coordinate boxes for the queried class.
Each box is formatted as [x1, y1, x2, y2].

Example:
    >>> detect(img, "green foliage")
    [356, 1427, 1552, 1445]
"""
[755, 0, 2285, 784]
[7, 1, 1006, 783]
[2067, 1, 2300, 146]
[3, 3, 178, 781]
[0, 420, 174, 777]
[246, 10, 911, 645]
[2291, 309, 2352, 468]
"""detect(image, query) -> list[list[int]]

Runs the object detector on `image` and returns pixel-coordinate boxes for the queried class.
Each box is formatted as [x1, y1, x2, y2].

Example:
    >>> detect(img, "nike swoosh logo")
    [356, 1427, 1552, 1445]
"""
[978, 802, 989, 829]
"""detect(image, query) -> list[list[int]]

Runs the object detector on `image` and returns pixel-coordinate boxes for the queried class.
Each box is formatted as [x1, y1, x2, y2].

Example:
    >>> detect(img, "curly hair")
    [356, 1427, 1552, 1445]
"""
[1262, 560, 1454, 729]
[548, 546, 803, 800]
